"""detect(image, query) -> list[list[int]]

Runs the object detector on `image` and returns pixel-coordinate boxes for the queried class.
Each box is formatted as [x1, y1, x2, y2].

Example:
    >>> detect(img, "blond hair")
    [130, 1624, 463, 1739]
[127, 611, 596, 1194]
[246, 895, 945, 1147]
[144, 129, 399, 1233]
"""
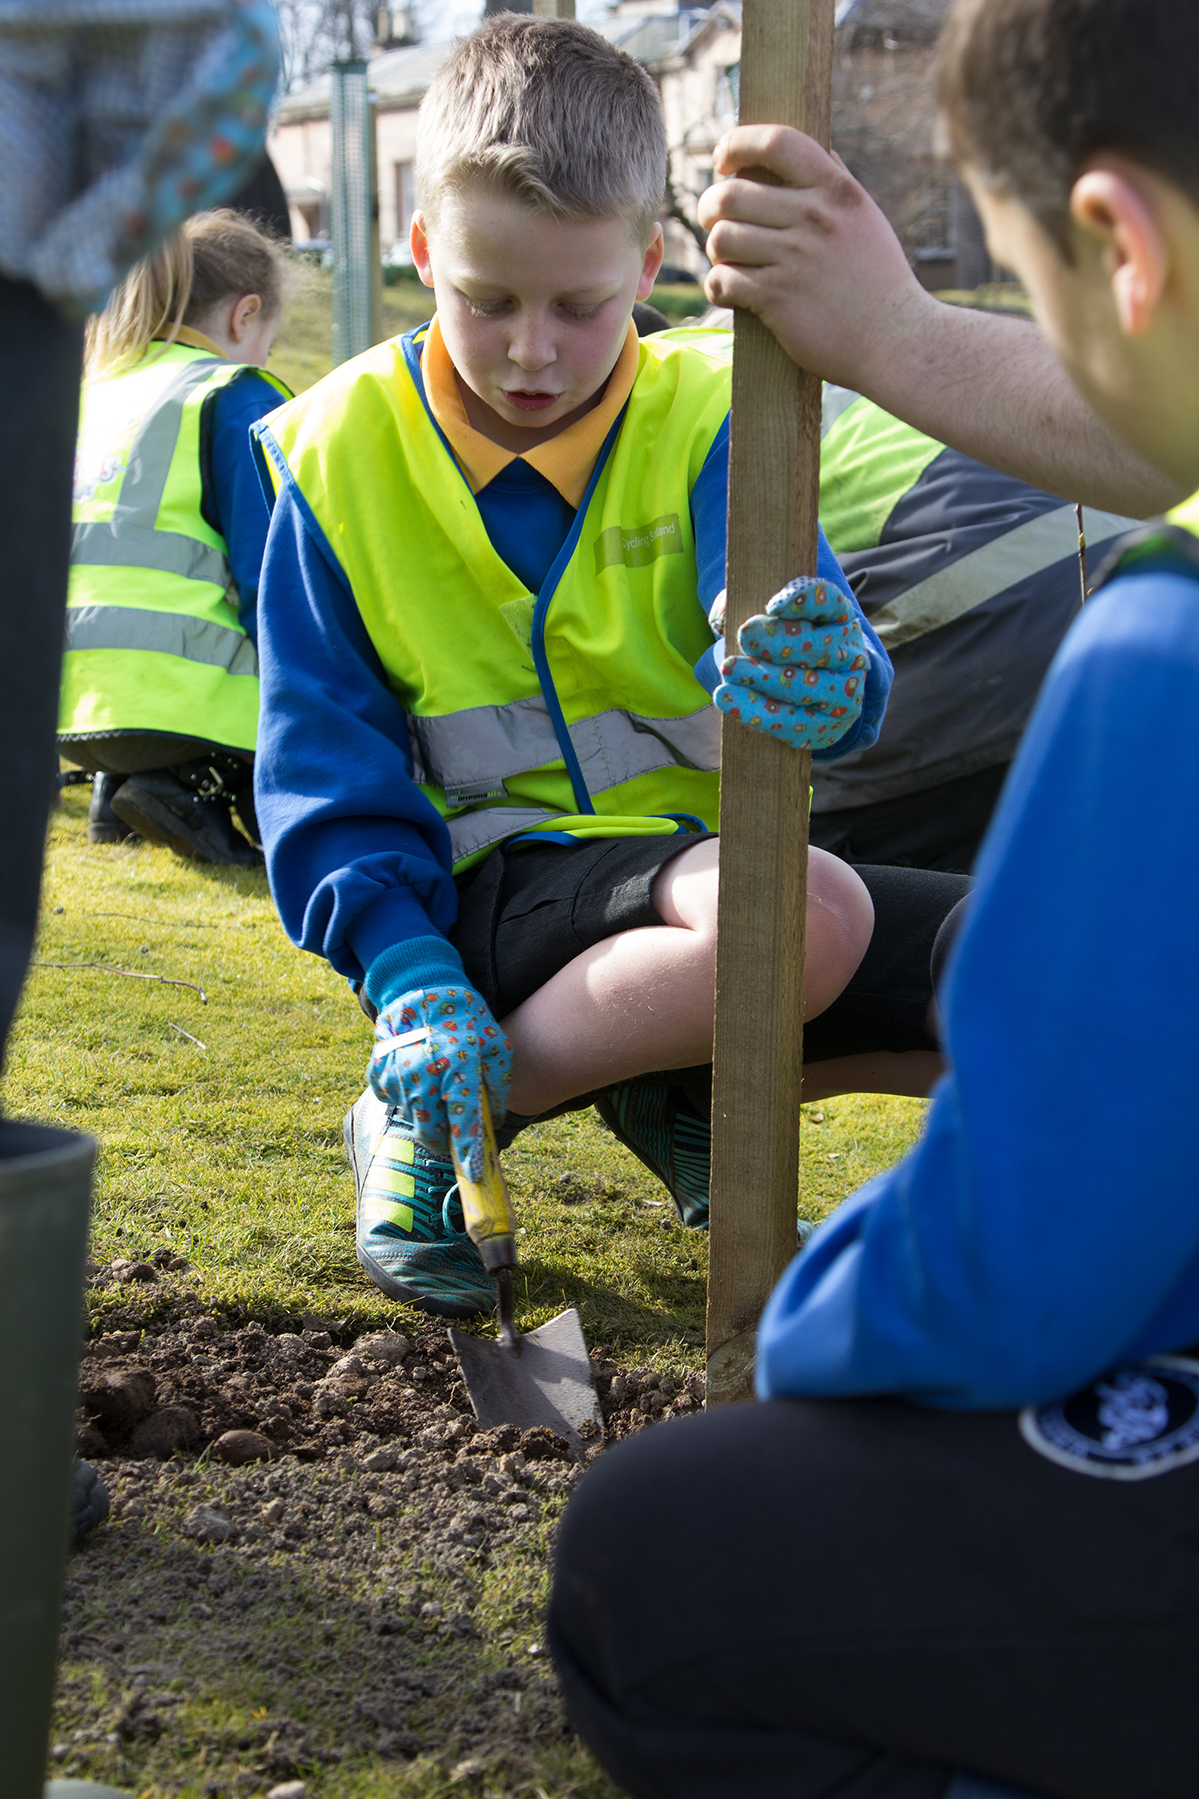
[85, 210, 288, 379]
[417, 16, 667, 243]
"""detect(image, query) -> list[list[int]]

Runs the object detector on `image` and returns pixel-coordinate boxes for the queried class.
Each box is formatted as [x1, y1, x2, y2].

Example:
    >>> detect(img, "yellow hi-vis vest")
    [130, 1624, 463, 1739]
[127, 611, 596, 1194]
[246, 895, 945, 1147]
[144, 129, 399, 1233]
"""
[61, 342, 291, 755]
[256, 323, 732, 872]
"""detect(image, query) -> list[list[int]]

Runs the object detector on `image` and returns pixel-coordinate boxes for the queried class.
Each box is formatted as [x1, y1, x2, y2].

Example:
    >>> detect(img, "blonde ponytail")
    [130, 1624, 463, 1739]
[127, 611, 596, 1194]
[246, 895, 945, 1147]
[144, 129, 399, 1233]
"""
[85, 210, 288, 380]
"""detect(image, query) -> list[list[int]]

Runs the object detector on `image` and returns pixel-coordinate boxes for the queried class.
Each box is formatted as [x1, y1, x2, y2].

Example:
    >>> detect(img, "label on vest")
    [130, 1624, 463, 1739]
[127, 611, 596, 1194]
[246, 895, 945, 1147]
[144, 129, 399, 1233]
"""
[594, 513, 684, 574]
[443, 780, 509, 808]
[1018, 1357, 1199, 1480]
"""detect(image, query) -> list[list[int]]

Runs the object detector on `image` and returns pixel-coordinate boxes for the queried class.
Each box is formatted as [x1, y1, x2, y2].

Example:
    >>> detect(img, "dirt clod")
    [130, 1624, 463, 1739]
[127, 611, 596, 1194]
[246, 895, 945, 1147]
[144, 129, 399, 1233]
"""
[128, 1404, 198, 1459]
[212, 1428, 276, 1466]
[80, 1365, 157, 1436]
[183, 1504, 237, 1544]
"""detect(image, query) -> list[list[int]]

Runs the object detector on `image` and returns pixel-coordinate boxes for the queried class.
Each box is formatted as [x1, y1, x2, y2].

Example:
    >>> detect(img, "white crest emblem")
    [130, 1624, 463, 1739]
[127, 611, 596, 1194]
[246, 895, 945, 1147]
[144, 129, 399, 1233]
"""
[1020, 1358, 1199, 1480]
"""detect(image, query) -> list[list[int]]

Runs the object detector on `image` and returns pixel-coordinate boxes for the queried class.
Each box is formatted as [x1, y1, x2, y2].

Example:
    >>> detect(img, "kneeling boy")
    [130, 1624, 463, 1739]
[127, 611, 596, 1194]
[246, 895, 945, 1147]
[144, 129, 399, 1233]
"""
[254, 17, 955, 1318]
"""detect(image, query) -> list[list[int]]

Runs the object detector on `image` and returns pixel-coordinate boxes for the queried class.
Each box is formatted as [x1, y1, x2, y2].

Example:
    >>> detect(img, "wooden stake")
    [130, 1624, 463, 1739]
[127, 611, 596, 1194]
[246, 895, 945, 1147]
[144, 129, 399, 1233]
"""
[706, 0, 835, 1404]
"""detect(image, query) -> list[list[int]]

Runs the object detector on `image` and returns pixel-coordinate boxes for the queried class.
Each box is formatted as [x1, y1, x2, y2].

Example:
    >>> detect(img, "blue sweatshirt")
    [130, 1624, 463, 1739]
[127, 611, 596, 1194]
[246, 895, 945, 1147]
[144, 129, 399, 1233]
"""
[200, 370, 282, 645]
[758, 543, 1199, 1410]
[255, 336, 891, 995]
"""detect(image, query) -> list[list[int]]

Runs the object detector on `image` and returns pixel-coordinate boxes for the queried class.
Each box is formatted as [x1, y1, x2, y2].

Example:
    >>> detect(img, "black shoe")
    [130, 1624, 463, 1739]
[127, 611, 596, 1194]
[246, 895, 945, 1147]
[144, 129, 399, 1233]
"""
[87, 773, 133, 844]
[110, 770, 263, 867]
[72, 1458, 110, 1545]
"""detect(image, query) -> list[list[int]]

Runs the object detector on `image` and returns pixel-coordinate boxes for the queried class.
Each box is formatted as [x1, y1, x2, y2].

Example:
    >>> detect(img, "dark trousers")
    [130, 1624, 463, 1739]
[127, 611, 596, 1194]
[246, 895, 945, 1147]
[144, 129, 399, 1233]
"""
[0, 277, 83, 1062]
[810, 763, 1011, 876]
[549, 1396, 1199, 1799]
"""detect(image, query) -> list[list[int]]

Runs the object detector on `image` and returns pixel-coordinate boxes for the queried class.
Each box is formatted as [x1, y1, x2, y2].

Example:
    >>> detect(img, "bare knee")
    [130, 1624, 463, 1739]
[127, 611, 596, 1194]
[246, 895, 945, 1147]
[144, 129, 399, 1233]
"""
[653, 838, 870, 1021]
[803, 848, 873, 1019]
[651, 836, 720, 939]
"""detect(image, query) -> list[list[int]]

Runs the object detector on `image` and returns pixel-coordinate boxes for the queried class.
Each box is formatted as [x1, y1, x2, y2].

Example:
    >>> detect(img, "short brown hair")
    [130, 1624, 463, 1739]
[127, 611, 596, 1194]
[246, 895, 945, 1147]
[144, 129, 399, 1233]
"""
[417, 15, 666, 243]
[937, 0, 1199, 249]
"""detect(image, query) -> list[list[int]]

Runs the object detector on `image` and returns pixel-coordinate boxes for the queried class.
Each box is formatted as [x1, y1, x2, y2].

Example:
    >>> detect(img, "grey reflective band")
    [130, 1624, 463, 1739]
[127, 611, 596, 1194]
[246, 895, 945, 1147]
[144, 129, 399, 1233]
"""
[71, 520, 230, 588]
[821, 384, 863, 439]
[445, 806, 562, 865]
[73, 357, 237, 588]
[65, 604, 258, 677]
[868, 505, 1138, 650]
[409, 697, 720, 798]
[570, 704, 720, 790]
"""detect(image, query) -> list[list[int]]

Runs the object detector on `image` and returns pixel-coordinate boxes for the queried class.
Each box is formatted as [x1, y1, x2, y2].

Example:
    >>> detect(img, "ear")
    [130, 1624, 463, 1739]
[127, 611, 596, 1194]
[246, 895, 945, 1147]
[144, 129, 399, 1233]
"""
[411, 211, 435, 289]
[637, 222, 665, 302]
[1070, 168, 1167, 336]
[229, 292, 262, 344]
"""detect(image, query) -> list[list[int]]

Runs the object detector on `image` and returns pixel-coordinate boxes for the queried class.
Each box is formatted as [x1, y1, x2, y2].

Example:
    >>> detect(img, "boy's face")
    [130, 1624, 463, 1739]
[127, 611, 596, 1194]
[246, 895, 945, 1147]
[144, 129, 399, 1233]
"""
[967, 163, 1199, 491]
[412, 188, 663, 446]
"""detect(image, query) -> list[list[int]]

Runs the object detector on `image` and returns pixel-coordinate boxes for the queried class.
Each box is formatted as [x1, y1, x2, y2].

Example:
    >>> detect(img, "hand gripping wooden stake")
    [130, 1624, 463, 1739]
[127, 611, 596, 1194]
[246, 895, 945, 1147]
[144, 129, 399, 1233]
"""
[706, 0, 836, 1405]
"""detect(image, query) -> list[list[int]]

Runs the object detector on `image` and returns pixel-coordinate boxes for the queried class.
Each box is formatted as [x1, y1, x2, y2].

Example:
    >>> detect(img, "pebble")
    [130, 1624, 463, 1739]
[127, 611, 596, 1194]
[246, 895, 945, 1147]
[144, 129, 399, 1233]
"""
[128, 1405, 198, 1459]
[261, 1499, 286, 1525]
[265, 1784, 308, 1799]
[362, 1445, 398, 1472]
[357, 1330, 410, 1366]
[183, 1505, 237, 1545]
[212, 1429, 275, 1466]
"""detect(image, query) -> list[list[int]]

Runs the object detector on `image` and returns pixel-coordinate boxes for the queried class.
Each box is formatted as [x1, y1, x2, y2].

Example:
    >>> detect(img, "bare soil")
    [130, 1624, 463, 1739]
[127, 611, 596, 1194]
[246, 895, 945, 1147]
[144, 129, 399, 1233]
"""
[54, 1269, 705, 1793]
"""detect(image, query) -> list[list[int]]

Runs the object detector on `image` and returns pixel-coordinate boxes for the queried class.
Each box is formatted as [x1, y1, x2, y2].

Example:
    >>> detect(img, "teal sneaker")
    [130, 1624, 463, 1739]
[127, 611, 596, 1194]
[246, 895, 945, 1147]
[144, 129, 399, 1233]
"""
[593, 1080, 711, 1230]
[343, 1089, 495, 1319]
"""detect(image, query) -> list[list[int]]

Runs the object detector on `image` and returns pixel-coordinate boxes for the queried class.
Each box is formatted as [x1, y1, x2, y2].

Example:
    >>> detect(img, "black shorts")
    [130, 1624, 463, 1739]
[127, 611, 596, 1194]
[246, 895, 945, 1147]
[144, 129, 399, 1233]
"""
[449, 833, 969, 1063]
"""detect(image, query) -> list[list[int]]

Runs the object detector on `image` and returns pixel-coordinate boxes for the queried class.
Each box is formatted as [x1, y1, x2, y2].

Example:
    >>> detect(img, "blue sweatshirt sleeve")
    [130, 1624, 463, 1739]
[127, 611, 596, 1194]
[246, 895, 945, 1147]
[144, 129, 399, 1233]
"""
[689, 415, 893, 758]
[203, 372, 286, 645]
[757, 563, 1199, 1410]
[254, 480, 460, 987]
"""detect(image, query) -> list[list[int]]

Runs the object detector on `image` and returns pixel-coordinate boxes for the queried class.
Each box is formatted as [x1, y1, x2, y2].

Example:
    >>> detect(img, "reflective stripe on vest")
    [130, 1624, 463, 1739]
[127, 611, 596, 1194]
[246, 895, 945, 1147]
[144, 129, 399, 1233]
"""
[819, 386, 1138, 647]
[64, 604, 259, 676]
[867, 504, 1138, 649]
[259, 324, 732, 871]
[61, 343, 288, 749]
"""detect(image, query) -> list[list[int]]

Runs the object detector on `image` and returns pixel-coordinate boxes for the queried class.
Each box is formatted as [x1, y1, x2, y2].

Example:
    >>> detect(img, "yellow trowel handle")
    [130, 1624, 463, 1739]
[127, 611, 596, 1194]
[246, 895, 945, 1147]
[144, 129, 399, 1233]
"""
[450, 1092, 518, 1275]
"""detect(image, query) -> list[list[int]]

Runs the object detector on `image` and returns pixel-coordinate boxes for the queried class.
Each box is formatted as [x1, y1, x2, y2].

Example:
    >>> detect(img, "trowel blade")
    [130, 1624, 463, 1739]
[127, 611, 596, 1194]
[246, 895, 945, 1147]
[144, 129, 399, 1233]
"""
[448, 1307, 604, 1459]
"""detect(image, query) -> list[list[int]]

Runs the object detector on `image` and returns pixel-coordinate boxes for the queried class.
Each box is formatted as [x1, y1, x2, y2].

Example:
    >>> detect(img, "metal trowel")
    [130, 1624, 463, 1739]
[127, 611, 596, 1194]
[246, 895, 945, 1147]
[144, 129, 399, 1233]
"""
[447, 1096, 604, 1458]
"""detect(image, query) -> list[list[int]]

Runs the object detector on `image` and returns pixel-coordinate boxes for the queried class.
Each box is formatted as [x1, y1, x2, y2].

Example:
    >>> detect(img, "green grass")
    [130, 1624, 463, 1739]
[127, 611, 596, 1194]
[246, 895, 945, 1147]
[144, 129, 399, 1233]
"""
[8, 789, 927, 1355]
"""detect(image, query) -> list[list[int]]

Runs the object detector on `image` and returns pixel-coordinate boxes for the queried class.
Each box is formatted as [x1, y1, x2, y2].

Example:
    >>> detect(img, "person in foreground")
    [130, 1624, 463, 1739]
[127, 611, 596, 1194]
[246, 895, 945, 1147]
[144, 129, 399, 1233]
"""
[59, 210, 291, 866]
[548, 2, 1199, 1796]
[253, 16, 969, 1320]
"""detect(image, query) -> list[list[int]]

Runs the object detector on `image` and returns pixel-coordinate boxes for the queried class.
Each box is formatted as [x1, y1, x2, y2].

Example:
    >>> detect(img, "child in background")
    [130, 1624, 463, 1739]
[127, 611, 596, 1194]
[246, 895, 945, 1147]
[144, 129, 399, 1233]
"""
[550, 1, 1199, 1795]
[253, 16, 969, 1319]
[61, 210, 292, 865]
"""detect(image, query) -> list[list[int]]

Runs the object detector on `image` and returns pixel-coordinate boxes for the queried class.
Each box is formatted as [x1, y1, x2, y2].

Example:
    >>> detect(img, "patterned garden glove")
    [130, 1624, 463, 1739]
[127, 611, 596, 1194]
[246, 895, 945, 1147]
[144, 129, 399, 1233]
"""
[713, 576, 870, 753]
[368, 984, 512, 1182]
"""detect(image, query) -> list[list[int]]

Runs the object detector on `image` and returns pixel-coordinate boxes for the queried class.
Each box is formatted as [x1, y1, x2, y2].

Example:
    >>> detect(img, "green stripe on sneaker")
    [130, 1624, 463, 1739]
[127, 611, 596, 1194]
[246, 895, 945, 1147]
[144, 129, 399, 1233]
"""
[362, 1195, 415, 1232]
[369, 1161, 416, 1199]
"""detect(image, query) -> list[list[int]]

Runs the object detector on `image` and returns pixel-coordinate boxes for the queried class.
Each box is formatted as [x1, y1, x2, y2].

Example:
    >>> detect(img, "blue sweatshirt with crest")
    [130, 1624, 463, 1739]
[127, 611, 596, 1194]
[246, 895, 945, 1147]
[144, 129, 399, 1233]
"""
[757, 538, 1199, 1409]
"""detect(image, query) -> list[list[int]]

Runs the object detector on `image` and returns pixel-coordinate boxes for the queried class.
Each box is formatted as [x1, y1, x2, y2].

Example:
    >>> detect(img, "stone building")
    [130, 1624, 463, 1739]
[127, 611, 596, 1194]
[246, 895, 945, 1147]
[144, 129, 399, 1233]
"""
[267, 0, 995, 288]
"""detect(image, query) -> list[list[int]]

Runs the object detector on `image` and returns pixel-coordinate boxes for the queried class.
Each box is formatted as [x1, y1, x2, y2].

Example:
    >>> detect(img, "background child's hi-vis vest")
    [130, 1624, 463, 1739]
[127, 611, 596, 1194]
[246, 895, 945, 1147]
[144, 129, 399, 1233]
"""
[256, 324, 732, 872]
[62, 342, 290, 755]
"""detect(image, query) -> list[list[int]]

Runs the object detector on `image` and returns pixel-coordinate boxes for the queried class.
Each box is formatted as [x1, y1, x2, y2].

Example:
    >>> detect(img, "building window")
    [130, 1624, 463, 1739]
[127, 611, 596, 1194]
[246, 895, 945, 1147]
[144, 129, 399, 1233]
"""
[394, 161, 416, 244]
